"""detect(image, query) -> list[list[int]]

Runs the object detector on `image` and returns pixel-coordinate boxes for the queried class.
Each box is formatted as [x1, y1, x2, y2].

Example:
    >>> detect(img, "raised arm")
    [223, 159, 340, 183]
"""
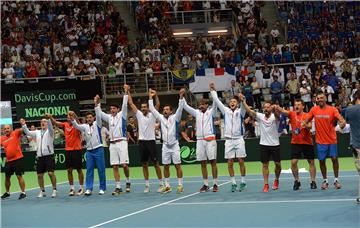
[276, 106, 290, 116]
[239, 94, 256, 118]
[20, 118, 37, 138]
[127, 90, 138, 113]
[68, 111, 86, 132]
[209, 83, 226, 115]
[175, 89, 186, 121]
[183, 98, 198, 117]
[121, 84, 129, 119]
[48, 114, 64, 128]
[45, 116, 54, 137]
[154, 91, 160, 111]
[272, 105, 281, 120]
[94, 95, 103, 128]
[94, 93, 111, 124]
[148, 89, 163, 122]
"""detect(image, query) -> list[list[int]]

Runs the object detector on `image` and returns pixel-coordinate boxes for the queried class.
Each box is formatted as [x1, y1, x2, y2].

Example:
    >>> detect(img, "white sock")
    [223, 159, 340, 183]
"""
[165, 178, 170, 187]
[79, 185, 83, 190]
[145, 180, 150, 187]
[178, 178, 183, 186]
[241, 176, 246, 183]
[116, 181, 121, 189]
[230, 176, 236, 184]
[126, 177, 130, 183]
[70, 185, 74, 190]
[324, 179, 328, 183]
[159, 179, 164, 186]
[213, 178, 218, 185]
[204, 179, 209, 186]
[334, 178, 339, 183]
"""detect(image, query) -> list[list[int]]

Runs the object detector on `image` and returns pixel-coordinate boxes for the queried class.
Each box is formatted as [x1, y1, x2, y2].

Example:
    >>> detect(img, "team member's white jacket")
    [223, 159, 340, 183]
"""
[71, 118, 103, 150]
[210, 90, 246, 139]
[183, 98, 217, 140]
[149, 98, 184, 146]
[95, 95, 128, 141]
[22, 119, 54, 157]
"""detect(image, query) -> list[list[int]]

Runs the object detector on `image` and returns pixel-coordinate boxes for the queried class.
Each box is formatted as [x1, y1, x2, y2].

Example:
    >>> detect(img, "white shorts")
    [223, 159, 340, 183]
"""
[225, 138, 247, 159]
[162, 142, 181, 165]
[196, 140, 217, 161]
[263, 78, 272, 88]
[109, 140, 129, 165]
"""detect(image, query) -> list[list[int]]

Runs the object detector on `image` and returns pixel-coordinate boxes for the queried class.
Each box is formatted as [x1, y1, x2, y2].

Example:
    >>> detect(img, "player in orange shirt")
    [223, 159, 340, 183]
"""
[0, 125, 26, 200]
[49, 113, 84, 196]
[277, 99, 317, 190]
[305, 92, 346, 190]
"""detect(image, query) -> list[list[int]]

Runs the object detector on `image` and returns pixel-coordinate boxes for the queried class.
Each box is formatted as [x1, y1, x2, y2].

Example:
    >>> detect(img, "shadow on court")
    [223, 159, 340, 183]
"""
[2, 171, 359, 227]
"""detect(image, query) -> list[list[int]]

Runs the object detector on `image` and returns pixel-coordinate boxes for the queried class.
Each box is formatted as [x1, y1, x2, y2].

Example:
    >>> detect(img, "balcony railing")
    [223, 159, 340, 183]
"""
[166, 8, 233, 24]
[3, 58, 356, 99]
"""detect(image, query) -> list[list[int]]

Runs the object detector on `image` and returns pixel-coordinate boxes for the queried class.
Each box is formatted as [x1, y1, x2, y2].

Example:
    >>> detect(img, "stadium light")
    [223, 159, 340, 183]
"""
[208, 29, 228, 34]
[173, 32, 193, 36]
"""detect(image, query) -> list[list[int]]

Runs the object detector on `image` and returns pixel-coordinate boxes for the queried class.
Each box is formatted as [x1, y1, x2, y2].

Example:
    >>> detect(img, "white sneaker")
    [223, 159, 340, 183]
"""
[99, 190, 105, 195]
[37, 191, 46, 198]
[157, 185, 164, 193]
[144, 186, 150, 193]
[51, 190, 57, 198]
[77, 188, 84, 196]
[84, 189, 92, 196]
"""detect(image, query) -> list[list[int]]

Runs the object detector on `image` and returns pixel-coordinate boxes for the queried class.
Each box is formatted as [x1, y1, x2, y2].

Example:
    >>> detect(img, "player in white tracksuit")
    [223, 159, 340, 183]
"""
[210, 84, 248, 192]
[69, 107, 106, 196]
[148, 88, 185, 193]
[183, 92, 219, 193]
[94, 85, 131, 195]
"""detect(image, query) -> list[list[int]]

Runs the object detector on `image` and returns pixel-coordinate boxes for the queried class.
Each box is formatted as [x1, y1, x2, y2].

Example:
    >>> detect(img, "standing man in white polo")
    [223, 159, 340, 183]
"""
[242, 99, 282, 192]
[20, 115, 58, 198]
[128, 90, 163, 193]
[95, 84, 131, 195]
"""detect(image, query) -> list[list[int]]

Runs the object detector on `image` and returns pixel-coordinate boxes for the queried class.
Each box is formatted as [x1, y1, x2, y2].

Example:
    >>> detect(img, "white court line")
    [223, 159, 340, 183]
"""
[103, 174, 358, 186]
[167, 198, 356, 206]
[88, 181, 231, 228]
[10, 174, 358, 193]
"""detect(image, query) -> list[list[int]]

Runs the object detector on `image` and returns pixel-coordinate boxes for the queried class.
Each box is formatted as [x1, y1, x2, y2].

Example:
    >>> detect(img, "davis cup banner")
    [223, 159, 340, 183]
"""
[14, 89, 80, 120]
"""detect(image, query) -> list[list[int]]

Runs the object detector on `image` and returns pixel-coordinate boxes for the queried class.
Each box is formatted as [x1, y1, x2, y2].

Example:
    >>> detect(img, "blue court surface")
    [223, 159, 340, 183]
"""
[2, 171, 359, 227]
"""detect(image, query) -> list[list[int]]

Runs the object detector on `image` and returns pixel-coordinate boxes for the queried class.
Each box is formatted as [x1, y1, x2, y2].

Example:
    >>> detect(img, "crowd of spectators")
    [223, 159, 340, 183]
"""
[2, 1, 358, 89]
[2, 1, 359, 151]
[277, 1, 360, 60]
[1, 1, 129, 81]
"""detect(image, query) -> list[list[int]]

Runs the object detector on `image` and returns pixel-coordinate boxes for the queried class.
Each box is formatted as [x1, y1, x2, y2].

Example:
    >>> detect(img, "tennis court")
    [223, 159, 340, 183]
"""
[1, 159, 359, 227]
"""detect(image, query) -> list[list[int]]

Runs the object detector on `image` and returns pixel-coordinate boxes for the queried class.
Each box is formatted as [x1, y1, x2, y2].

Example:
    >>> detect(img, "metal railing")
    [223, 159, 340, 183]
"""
[2, 58, 355, 97]
[166, 8, 233, 24]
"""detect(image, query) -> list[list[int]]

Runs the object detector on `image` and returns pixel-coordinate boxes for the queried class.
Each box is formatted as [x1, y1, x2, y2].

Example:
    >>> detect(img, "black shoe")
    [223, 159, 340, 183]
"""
[212, 184, 219, 192]
[112, 188, 122, 196]
[18, 193, 27, 200]
[199, 185, 209, 193]
[1, 192, 10, 199]
[126, 183, 131, 193]
[310, 181, 317, 189]
[356, 198, 360, 204]
[293, 180, 301, 191]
